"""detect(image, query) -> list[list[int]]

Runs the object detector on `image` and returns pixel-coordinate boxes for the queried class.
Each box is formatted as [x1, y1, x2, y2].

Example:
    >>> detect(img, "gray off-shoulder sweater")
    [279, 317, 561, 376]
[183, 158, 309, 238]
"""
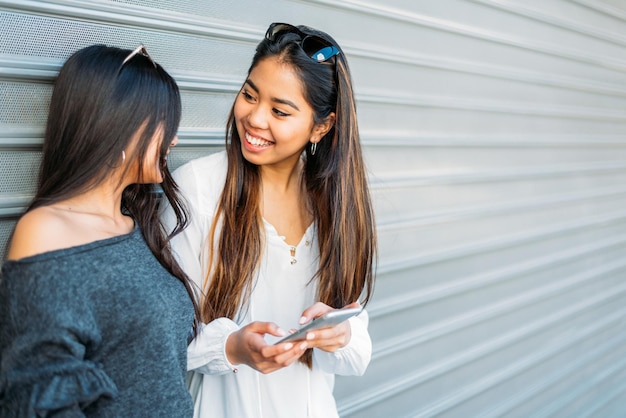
[0, 227, 194, 417]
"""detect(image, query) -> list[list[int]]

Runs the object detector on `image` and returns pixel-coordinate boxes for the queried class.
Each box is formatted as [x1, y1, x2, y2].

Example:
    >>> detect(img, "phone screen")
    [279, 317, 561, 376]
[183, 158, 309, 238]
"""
[274, 306, 363, 344]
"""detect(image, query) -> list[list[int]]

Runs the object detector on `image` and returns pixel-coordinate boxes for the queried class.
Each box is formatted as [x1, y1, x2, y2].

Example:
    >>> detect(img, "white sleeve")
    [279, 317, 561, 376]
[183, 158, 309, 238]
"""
[161, 159, 238, 375]
[312, 309, 372, 376]
[160, 162, 207, 287]
[187, 318, 240, 374]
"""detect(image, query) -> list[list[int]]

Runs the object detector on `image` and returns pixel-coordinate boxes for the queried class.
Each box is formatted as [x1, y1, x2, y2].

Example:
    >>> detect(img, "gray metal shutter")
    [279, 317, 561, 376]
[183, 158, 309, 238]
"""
[2, 1, 626, 416]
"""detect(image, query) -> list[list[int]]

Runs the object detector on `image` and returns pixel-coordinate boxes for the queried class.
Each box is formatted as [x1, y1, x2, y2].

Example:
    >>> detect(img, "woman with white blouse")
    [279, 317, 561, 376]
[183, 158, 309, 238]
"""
[162, 23, 377, 417]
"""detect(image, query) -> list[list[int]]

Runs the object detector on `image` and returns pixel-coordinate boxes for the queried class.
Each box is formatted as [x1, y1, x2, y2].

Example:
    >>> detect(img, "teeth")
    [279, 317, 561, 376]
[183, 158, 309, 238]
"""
[246, 132, 272, 147]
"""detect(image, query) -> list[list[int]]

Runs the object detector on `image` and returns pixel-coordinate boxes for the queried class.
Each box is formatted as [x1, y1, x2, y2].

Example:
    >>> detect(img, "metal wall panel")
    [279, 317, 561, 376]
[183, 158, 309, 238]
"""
[1, 0, 625, 416]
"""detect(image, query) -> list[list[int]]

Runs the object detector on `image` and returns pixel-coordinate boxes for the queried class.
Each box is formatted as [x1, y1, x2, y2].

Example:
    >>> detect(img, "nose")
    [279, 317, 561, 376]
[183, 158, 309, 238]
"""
[170, 135, 179, 148]
[247, 105, 269, 130]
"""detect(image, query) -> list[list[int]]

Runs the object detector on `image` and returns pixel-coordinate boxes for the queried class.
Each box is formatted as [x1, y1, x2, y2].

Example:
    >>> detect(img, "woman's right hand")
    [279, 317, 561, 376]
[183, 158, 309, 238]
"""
[225, 321, 309, 374]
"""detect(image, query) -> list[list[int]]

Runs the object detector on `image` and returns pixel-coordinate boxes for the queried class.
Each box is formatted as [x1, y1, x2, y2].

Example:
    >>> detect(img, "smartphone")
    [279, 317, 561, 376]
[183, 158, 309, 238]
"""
[274, 306, 363, 344]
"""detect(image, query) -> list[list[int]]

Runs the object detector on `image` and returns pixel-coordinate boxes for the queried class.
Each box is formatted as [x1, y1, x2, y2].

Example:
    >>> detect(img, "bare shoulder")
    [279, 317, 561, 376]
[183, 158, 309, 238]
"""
[6, 206, 76, 260]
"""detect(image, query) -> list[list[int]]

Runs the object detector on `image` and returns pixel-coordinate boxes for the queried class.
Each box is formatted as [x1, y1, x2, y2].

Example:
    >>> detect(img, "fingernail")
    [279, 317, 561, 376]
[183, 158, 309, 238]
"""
[277, 328, 286, 336]
[298, 316, 307, 325]
[306, 333, 315, 340]
[284, 343, 293, 350]
[300, 342, 308, 350]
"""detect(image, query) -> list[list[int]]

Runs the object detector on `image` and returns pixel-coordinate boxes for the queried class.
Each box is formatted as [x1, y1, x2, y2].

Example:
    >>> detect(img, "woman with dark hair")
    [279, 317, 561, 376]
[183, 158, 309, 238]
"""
[162, 23, 376, 417]
[0, 44, 199, 416]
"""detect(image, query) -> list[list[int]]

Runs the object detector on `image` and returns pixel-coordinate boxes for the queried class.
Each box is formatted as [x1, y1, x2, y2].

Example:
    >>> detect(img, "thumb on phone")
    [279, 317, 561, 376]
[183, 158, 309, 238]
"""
[246, 321, 287, 338]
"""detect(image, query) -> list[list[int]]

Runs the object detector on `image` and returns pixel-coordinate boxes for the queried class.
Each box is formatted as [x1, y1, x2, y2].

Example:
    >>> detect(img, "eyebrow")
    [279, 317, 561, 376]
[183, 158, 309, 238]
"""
[244, 79, 301, 112]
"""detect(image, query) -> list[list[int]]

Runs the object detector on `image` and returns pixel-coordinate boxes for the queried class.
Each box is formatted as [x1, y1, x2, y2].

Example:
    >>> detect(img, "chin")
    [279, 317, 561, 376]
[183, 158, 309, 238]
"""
[240, 144, 262, 165]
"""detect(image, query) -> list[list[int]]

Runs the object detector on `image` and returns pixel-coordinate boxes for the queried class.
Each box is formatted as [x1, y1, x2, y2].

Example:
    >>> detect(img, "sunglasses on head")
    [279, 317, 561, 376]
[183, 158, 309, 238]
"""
[265, 23, 341, 63]
[121, 44, 157, 69]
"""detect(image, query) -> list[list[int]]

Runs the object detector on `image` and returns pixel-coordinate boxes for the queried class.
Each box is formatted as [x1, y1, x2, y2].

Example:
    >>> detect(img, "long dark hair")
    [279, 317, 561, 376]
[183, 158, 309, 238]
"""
[204, 26, 376, 366]
[28, 44, 200, 329]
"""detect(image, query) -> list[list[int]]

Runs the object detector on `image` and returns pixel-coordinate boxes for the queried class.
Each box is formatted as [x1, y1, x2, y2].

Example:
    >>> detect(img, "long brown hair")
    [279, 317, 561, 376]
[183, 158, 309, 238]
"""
[203, 26, 376, 366]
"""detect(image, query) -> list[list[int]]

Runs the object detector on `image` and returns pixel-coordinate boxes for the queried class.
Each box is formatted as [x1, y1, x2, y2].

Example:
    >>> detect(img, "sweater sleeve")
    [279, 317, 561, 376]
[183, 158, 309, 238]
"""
[312, 309, 372, 376]
[0, 265, 118, 417]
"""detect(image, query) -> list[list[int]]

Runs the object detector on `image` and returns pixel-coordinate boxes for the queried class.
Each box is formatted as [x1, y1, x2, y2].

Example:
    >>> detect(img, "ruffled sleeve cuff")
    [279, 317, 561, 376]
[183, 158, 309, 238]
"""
[313, 310, 372, 376]
[187, 318, 240, 375]
[1, 361, 118, 417]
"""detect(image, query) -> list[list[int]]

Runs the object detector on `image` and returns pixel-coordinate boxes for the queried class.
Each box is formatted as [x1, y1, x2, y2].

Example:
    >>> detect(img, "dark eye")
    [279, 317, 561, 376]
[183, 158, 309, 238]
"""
[273, 108, 289, 117]
[241, 90, 255, 101]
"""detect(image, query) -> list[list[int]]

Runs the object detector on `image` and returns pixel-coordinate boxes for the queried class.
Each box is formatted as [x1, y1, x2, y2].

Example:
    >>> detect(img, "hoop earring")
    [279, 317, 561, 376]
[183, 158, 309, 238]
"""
[310, 142, 317, 156]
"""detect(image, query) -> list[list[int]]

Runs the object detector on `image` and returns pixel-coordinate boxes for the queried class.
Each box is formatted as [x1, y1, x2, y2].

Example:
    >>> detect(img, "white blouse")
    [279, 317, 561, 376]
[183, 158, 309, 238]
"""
[161, 151, 372, 418]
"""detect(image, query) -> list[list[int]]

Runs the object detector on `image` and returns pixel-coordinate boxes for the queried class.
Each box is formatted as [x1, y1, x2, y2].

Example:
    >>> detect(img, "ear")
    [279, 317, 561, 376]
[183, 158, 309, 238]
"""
[311, 112, 336, 143]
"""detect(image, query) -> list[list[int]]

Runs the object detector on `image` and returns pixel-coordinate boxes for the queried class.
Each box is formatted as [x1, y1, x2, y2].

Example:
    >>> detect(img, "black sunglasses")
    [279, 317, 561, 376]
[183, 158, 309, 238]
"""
[265, 23, 341, 63]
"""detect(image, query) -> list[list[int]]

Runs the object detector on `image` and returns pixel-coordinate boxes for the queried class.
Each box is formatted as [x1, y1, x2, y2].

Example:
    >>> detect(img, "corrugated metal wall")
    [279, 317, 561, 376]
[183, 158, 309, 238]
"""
[2, 1, 626, 417]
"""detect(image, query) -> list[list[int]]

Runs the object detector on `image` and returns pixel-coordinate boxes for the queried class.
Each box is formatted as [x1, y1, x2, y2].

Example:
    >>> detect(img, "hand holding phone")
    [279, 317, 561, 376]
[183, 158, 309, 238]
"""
[275, 306, 363, 344]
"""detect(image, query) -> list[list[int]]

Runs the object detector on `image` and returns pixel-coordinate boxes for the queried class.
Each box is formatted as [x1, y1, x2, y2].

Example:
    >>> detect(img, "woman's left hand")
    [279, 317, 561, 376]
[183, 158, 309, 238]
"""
[296, 301, 361, 352]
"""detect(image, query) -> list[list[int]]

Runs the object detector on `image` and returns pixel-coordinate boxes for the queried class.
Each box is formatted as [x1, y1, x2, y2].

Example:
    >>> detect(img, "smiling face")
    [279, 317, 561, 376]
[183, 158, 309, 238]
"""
[234, 56, 332, 171]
